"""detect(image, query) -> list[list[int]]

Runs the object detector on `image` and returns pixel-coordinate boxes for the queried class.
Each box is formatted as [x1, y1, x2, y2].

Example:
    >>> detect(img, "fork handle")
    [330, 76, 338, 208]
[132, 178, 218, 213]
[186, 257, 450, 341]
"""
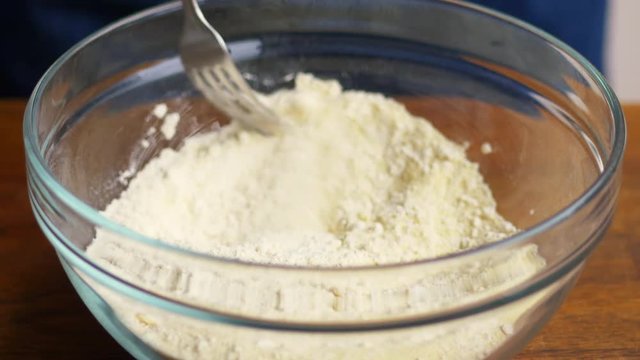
[181, 0, 228, 51]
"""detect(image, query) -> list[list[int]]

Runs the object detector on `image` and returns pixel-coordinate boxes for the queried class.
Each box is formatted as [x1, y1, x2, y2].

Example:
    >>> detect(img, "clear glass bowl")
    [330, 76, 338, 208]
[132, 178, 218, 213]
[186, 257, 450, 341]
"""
[24, 1, 625, 359]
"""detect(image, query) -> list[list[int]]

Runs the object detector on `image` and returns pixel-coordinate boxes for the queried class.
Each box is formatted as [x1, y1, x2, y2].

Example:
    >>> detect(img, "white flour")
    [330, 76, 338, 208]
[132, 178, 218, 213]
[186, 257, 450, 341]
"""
[160, 112, 181, 140]
[86, 74, 545, 359]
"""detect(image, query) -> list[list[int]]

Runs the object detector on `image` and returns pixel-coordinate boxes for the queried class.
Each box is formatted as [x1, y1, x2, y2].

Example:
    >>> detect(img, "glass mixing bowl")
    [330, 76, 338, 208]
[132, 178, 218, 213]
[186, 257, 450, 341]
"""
[24, 0, 625, 359]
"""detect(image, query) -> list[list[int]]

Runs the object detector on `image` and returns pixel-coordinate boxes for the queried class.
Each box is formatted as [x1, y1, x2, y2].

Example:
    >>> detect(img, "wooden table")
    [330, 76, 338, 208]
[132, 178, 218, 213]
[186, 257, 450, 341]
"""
[1, 100, 638, 359]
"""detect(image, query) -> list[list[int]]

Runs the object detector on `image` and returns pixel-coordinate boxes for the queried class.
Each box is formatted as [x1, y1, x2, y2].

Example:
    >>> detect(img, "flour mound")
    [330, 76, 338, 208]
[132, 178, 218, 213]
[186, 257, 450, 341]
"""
[96, 74, 515, 266]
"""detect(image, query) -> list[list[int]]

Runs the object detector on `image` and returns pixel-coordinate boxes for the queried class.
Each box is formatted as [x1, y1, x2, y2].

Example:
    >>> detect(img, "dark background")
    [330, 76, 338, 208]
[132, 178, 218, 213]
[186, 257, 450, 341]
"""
[0, 0, 607, 97]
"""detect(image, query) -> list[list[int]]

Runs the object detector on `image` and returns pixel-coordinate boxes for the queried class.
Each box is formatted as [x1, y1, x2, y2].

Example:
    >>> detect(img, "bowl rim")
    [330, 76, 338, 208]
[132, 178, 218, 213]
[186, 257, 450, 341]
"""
[24, 0, 626, 327]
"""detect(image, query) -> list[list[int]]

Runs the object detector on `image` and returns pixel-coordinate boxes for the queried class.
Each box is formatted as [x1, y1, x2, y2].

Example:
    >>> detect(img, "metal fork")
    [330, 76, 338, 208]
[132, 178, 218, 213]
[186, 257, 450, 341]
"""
[179, 0, 280, 135]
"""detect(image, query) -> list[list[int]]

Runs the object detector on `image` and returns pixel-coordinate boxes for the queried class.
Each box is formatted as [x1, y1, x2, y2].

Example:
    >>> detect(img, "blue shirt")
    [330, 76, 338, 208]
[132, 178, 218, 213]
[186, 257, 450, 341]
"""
[0, 0, 607, 96]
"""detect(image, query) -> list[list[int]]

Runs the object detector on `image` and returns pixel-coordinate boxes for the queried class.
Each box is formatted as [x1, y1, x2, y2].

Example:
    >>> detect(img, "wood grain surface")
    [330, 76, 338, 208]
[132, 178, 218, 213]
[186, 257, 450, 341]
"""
[0, 100, 638, 359]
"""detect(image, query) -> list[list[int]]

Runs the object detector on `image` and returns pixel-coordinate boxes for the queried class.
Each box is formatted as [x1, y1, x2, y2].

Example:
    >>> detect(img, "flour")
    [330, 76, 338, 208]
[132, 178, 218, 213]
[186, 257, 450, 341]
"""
[95, 74, 517, 266]
[151, 103, 168, 119]
[86, 74, 545, 359]
[160, 112, 181, 140]
[480, 142, 493, 154]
